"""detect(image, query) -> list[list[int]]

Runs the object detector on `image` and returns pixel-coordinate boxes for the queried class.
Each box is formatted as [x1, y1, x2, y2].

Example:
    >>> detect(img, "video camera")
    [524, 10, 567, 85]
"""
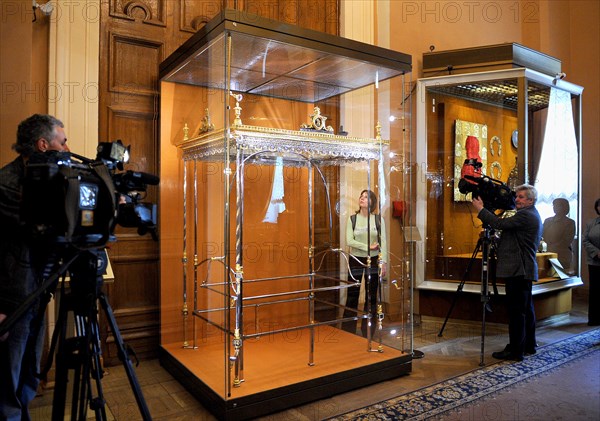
[458, 158, 515, 211]
[22, 140, 159, 247]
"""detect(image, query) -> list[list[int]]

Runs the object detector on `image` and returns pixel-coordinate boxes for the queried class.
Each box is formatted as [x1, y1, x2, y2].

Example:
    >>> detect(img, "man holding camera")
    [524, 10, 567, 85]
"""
[0, 114, 69, 420]
[472, 184, 543, 362]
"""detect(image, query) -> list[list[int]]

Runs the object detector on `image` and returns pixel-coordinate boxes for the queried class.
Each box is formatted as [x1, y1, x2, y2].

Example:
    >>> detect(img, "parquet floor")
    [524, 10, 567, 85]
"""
[29, 293, 594, 420]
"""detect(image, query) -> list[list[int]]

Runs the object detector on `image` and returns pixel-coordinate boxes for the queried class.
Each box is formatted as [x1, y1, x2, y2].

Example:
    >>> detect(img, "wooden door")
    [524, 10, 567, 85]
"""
[98, 0, 339, 364]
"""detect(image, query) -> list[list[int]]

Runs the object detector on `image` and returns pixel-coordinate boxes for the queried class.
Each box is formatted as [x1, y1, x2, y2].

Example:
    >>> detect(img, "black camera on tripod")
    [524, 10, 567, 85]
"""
[21, 140, 159, 246]
[458, 158, 515, 211]
[0, 141, 156, 420]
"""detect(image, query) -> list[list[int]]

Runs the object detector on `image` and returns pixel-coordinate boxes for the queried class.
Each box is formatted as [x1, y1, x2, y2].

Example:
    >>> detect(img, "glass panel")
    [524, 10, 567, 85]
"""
[534, 87, 579, 275]
[159, 77, 230, 398]
[162, 31, 407, 103]
[163, 34, 228, 88]
[159, 12, 413, 407]
[420, 78, 521, 287]
[416, 69, 583, 301]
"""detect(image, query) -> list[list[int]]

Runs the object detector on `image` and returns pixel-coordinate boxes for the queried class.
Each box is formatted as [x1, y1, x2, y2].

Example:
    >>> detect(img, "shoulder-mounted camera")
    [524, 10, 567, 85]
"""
[22, 141, 159, 247]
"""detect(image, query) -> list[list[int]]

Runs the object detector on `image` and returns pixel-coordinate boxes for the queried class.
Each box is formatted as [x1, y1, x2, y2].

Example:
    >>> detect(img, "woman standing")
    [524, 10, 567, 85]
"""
[342, 190, 387, 337]
[583, 198, 600, 326]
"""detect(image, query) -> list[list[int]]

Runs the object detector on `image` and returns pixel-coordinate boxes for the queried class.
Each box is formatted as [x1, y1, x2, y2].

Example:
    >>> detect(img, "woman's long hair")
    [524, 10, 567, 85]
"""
[355, 189, 378, 214]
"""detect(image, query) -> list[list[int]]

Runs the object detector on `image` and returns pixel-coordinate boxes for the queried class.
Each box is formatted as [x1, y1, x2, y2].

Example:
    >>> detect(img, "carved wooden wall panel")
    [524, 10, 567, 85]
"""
[100, 0, 339, 365]
[109, 34, 163, 97]
[106, 107, 159, 176]
[179, 0, 220, 33]
[109, 0, 167, 26]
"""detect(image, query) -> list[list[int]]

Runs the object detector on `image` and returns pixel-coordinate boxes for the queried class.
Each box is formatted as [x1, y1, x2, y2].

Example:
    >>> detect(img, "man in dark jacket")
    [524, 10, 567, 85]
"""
[0, 114, 69, 420]
[472, 184, 543, 362]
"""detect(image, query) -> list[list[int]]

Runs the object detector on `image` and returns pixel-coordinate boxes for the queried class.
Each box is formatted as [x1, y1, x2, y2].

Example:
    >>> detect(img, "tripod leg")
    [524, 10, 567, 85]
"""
[438, 240, 482, 337]
[78, 313, 108, 421]
[480, 297, 487, 366]
[51, 293, 88, 421]
[97, 293, 152, 421]
[50, 297, 106, 421]
[71, 344, 85, 420]
[479, 234, 493, 366]
[51, 308, 70, 421]
[72, 316, 89, 420]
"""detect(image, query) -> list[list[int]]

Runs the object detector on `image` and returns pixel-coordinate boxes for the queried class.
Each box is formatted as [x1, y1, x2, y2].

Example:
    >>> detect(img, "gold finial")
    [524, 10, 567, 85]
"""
[183, 123, 189, 140]
[199, 108, 215, 133]
[230, 92, 243, 126]
[376, 121, 382, 141]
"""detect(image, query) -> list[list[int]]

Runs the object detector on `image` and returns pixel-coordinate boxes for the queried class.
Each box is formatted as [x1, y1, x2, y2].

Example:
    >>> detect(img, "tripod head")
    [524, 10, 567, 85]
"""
[479, 224, 500, 247]
[61, 248, 111, 313]
[0, 244, 109, 338]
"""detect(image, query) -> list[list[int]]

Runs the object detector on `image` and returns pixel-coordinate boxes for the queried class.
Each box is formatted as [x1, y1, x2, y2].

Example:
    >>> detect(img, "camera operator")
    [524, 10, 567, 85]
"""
[0, 114, 69, 420]
[472, 184, 543, 362]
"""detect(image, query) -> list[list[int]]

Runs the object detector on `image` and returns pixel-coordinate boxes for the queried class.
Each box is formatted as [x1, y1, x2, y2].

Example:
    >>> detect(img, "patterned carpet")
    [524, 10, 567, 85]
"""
[328, 328, 600, 420]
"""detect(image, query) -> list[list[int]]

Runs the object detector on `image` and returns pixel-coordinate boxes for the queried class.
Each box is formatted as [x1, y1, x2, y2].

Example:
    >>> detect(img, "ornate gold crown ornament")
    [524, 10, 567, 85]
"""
[300, 106, 334, 133]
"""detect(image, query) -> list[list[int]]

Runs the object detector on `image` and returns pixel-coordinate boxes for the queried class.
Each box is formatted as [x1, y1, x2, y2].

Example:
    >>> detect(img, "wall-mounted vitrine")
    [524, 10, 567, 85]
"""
[159, 10, 414, 420]
[415, 45, 584, 322]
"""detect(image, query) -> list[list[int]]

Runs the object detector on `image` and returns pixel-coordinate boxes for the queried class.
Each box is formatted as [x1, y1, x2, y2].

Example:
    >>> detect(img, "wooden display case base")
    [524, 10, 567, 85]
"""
[419, 286, 575, 322]
[436, 252, 560, 283]
[159, 325, 411, 420]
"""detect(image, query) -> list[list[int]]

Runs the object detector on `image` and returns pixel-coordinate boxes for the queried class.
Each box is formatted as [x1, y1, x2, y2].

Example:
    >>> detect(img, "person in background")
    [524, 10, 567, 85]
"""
[342, 189, 387, 338]
[472, 184, 543, 362]
[542, 198, 576, 272]
[0, 114, 69, 420]
[582, 198, 600, 326]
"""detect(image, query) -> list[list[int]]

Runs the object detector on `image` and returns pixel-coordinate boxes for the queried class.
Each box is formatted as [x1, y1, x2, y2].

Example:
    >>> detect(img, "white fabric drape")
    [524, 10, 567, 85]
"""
[534, 87, 579, 221]
[262, 156, 286, 223]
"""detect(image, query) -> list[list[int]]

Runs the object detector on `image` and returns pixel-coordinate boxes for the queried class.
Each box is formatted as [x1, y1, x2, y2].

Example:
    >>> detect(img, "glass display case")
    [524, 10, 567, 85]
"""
[415, 48, 584, 322]
[158, 10, 413, 419]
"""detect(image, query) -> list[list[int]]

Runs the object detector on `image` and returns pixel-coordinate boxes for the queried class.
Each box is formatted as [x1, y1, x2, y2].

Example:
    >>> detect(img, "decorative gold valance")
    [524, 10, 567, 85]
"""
[176, 124, 388, 164]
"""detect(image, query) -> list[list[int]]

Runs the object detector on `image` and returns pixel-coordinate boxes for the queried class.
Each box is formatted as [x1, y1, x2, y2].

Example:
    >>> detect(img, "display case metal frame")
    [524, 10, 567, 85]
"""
[159, 9, 413, 420]
[415, 67, 584, 300]
[178, 110, 390, 387]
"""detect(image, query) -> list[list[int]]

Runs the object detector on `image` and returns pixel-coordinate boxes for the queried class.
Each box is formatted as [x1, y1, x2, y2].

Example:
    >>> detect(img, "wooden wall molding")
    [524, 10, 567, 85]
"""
[108, 32, 163, 97]
[179, 0, 216, 33]
[107, 235, 159, 263]
[106, 107, 158, 176]
[109, 0, 167, 27]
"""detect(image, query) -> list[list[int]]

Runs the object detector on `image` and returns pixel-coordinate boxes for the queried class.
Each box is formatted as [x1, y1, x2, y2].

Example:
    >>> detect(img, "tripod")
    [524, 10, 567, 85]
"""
[437, 225, 498, 366]
[1, 247, 151, 420]
[46, 248, 152, 420]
